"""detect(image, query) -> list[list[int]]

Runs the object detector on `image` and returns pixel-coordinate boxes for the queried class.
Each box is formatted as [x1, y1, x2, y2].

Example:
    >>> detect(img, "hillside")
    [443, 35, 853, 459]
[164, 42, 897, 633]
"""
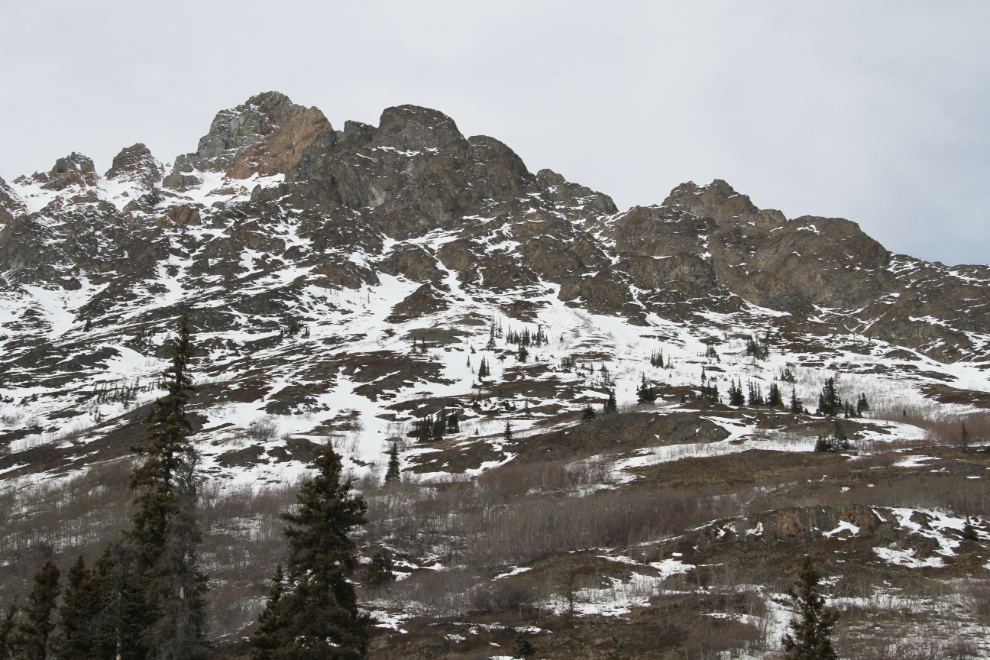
[1, 92, 989, 658]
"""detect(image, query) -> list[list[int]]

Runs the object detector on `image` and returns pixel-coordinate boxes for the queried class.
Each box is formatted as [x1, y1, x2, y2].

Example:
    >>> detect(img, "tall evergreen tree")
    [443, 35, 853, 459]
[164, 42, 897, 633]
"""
[445, 413, 459, 434]
[384, 443, 401, 485]
[768, 383, 783, 407]
[53, 556, 103, 660]
[432, 412, 446, 442]
[90, 541, 150, 660]
[127, 313, 208, 660]
[504, 421, 513, 442]
[249, 444, 370, 660]
[17, 561, 60, 660]
[728, 380, 745, 406]
[781, 556, 838, 660]
[816, 377, 841, 417]
[856, 393, 870, 416]
[637, 374, 655, 404]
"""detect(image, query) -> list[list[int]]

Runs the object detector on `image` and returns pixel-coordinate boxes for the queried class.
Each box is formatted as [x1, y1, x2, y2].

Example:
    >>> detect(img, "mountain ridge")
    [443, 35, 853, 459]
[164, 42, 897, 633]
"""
[0, 90, 989, 488]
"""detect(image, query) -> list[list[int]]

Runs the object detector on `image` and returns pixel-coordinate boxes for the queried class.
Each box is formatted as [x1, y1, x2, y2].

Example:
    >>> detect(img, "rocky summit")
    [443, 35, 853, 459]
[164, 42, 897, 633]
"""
[2, 92, 990, 658]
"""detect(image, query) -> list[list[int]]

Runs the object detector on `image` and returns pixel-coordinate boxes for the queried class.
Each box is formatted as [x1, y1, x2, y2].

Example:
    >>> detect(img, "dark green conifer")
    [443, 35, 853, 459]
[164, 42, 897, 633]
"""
[637, 374, 655, 404]
[53, 556, 103, 660]
[0, 597, 18, 660]
[604, 390, 617, 415]
[445, 413, 459, 434]
[364, 550, 396, 590]
[384, 443, 401, 485]
[127, 313, 208, 659]
[790, 388, 804, 414]
[514, 633, 535, 660]
[781, 556, 838, 660]
[768, 383, 783, 407]
[249, 565, 284, 660]
[504, 421, 513, 442]
[816, 377, 841, 416]
[250, 444, 370, 660]
[432, 411, 446, 441]
[856, 393, 870, 416]
[729, 380, 745, 406]
[17, 561, 60, 660]
[582, 405, 596, 421]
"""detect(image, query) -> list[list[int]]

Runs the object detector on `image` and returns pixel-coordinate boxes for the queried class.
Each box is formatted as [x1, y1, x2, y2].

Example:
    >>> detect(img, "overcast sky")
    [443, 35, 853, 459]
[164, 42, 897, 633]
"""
[2, 1, 988, 265]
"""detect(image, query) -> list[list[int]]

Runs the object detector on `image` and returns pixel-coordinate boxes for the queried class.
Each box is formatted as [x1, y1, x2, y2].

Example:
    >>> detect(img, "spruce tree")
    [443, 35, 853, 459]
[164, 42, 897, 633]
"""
[582, 405, 596, 421]
[781, 556, 838, 660]
[504, 421, 513, 442]
[364, 550, 395, 590]
[729, 380, 745, 406]
[17, 561, 60, 660]
[53, 556, 104, 660]
[92, 540, 149, 660]
[127, 313, 208, 659]
[432, 412, 446, 442]
[856, 393, 870, 416]
[514, 633, 535, 660]
[604, 389, 617, 415]
[250, 565, 284, 660]
[249, 444, 370, 660]
[816, 377, 841, 417]
[637, 374, 655, 404]
[768, 383, 783, 407]
[790, 388, 803, 414]
[0, 597, 18, 660]
[445, 413, 459, 434]
[384, 443, 401, 485]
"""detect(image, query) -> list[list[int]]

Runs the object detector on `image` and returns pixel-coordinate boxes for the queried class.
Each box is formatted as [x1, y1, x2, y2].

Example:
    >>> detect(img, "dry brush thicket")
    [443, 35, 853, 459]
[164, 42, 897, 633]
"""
[2, 409, 989, 656]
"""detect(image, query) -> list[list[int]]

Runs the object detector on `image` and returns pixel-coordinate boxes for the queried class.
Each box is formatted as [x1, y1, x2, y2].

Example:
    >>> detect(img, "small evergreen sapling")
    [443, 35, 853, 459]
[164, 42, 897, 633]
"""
[384, 443, 401, 485]
[603, 390, 617, 415]
[514, 633, 535, 660]
[781, 556, 838, 660]
[790, 388, 804, 414]
[364, 550, 396, 590]
[582, 405, 596, 421]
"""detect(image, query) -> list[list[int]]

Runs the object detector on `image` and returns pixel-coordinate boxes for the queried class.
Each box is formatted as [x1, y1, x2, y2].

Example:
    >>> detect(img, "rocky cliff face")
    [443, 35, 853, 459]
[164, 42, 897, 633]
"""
[1, 91, 989, 484]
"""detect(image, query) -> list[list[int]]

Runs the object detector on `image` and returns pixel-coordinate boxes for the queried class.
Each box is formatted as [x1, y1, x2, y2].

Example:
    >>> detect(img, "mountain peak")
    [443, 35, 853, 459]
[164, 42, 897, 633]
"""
[377, 105, 466, 152]
[163, 91, 331, 189]
[105, 143, 162, 190]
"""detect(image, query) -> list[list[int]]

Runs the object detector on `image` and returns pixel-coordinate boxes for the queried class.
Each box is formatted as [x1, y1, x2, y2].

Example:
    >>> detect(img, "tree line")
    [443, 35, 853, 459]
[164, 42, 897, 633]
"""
[0, 316, 372, 660]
